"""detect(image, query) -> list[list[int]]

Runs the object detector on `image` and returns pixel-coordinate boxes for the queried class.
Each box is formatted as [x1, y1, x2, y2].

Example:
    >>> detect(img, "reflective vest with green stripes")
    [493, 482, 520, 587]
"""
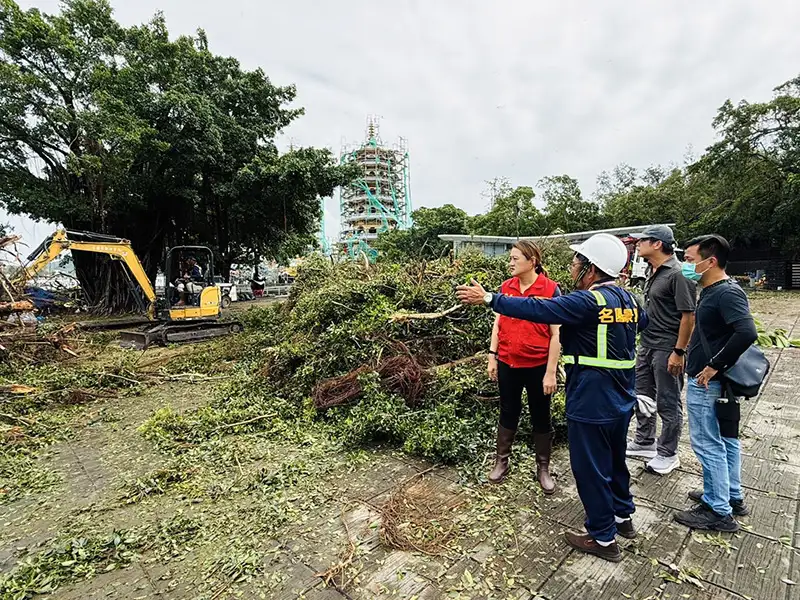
[562, 289, 638, 370]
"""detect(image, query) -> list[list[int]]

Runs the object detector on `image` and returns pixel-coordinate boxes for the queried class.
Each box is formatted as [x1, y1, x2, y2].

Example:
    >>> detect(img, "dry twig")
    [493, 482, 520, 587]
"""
[315, 505, 358, 588]
[213, 413, 276, 432]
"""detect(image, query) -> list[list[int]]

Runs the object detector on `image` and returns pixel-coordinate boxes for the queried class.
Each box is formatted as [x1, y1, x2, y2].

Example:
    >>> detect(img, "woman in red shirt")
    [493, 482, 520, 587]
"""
[488, 240, 562, 493]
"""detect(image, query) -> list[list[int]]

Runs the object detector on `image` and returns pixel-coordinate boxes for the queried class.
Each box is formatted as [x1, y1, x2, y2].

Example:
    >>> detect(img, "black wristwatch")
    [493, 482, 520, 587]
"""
[672, 347, 686, 357]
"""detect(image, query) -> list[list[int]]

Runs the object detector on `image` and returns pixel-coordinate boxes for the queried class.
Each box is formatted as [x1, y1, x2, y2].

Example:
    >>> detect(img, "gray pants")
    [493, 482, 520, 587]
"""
[634, 347, 683, 457]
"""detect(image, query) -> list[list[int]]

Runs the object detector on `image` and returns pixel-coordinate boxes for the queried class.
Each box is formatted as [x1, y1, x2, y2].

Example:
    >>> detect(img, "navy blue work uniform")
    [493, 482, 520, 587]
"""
[490, 282, 648, 542]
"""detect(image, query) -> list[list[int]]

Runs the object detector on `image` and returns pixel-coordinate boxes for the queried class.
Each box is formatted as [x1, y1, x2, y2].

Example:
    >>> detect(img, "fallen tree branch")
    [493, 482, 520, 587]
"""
[0, 412, 34, 425]
[99, 372, 141, 385]
[389, 304, 463, 323]
[316, 505, 358, 588]
[429, 354, 487, 370]
[213, 413, 276, 431]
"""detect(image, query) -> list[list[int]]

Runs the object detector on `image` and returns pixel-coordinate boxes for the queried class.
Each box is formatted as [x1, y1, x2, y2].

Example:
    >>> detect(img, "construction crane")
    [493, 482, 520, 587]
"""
[16, 229, 242, 349]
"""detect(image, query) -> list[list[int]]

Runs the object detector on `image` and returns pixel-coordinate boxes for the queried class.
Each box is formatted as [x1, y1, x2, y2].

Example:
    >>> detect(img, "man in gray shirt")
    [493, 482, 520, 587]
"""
[626, 225, 696, 475]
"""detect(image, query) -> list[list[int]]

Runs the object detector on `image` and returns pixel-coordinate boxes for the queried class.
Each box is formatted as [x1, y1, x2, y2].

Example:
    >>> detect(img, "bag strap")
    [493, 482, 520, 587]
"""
[694, 279, 740, 371]
[694, 302, 715, 361]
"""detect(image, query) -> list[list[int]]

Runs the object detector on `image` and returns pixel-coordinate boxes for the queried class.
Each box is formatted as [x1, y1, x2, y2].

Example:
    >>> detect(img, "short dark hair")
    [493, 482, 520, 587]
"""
[684, 234, 730, 269]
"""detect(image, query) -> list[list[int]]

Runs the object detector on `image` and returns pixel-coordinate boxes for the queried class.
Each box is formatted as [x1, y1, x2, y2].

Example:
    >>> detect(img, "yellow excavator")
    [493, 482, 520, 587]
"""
[16, 229, 242, 349]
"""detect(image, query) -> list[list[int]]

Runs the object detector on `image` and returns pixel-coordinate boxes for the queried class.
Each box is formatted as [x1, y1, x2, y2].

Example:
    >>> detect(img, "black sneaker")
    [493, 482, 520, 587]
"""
[616, 518, 637, 539]
[730, 498, 751, 517]
[673, 505, 739, 532]
[688, 489, 751, 517]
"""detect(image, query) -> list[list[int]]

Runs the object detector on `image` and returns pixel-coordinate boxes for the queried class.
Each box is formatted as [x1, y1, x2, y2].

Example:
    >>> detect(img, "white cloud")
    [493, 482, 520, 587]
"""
[6, 0, 800, 245]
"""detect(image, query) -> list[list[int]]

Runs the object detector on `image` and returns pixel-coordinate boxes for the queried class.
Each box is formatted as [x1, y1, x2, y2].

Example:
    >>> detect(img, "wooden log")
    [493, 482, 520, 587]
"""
[0, 300, 34, 314]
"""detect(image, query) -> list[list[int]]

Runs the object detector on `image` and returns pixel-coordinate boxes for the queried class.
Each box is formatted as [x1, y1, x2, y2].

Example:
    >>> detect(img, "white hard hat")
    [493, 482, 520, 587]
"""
[569, 233, 629, 278]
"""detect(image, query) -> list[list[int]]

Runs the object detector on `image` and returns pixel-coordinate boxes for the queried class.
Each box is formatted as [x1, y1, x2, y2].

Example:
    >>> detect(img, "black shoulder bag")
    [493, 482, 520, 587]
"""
[695, 298, 770, 400]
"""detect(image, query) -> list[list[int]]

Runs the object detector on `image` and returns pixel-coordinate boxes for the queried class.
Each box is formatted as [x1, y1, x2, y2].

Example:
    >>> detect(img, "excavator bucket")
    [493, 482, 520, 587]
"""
[119, 326, 163, 350]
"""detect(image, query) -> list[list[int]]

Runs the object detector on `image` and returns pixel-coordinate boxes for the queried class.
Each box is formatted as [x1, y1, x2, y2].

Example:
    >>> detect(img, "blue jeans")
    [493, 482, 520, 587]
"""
[686, 378, 743, 516]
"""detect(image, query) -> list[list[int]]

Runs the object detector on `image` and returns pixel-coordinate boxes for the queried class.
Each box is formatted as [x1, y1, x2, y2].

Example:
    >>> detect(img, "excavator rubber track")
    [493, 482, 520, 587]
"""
[119, 320, 243, 350]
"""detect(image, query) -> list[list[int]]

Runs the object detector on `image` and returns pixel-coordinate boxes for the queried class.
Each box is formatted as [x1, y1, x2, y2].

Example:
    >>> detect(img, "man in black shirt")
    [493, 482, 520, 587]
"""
[673, 235, 757, 532]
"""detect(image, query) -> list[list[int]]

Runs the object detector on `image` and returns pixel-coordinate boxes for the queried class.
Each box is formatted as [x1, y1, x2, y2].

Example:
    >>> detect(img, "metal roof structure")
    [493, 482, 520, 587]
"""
[438, 224, 678, 257]
[438, 223, 676, 246]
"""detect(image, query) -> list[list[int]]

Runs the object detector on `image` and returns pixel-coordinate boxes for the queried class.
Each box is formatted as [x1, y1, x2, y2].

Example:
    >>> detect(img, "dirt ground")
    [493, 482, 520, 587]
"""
[2, 291, 799, 600]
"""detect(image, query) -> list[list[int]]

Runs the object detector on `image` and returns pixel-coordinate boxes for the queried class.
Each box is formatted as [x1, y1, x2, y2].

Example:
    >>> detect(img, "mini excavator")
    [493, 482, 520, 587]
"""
[15, 229, 242, 349]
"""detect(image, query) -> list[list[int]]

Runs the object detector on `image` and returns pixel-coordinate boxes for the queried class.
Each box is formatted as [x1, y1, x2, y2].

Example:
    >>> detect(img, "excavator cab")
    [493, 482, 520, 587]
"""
[162, 245, 221, 320]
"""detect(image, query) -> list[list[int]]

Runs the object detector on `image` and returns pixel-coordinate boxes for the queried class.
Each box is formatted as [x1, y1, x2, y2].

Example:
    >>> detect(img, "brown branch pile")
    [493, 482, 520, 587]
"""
[0, 322, 82, 363]
[313, 354, 427, 411]
[379, 473, 465, 556]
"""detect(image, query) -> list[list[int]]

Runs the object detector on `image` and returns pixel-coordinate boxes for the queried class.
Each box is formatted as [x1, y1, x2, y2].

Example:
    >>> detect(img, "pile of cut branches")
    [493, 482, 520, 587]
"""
[217, 244, 573, 463]
[131, 243, 573, 464]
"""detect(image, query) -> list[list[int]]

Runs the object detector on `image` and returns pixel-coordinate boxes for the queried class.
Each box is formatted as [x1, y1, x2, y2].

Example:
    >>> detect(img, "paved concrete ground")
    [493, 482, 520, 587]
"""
[270, 352, 800, 600]
[247, 298, 800, 600]
[3, 294, 799, 600]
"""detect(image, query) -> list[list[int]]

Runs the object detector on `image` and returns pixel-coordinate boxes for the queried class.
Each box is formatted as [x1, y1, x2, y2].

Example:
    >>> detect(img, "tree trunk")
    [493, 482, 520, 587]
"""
[71, 252, 150, 315]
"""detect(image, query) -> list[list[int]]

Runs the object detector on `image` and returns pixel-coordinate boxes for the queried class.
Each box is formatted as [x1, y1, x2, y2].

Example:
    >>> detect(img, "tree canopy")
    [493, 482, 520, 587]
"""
[538, 175, 604, 233]
[676, 76, 800, 254]
[470, 184, 546, 238]
[0, 0, 355, 308]
[374, 203, 468, 261]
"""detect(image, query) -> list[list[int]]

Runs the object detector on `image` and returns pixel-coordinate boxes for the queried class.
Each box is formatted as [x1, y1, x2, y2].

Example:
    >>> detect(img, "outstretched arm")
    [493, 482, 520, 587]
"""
[490, 293, 594, 325]
[456, 279, 594, 326]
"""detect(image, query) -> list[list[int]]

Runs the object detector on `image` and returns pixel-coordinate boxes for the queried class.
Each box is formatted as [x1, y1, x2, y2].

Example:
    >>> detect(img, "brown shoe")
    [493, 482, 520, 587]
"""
[488, 425, 516, 484]
[616, 518, 637, 539]
[534, 432, 556, 495]
[564, 531, 622, 562]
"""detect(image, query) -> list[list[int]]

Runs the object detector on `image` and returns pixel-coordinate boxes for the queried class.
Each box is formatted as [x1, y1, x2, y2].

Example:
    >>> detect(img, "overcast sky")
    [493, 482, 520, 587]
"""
[5, 0, 800, 247]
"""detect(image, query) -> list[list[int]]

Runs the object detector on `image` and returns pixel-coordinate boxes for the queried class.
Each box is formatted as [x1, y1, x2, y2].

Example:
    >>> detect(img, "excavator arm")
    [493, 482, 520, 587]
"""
[14, 229, 157, 319]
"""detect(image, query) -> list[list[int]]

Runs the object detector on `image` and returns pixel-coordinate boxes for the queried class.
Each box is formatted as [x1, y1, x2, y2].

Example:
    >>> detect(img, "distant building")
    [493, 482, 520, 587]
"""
[339, 117, 411, 260]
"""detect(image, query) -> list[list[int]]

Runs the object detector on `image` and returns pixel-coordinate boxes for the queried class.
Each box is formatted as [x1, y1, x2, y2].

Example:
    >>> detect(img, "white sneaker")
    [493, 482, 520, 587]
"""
[646, 454, 680, 475]
[626, 441, 657, 459]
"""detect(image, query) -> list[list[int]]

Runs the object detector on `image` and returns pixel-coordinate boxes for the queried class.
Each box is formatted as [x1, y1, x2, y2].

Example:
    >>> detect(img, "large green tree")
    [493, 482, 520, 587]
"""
[0, 0, 355, 309]
[538, 175, 604, 233]
[374, 204, 468, 261]
[470, 185, 546, 237]
[679, 75, 800, 255]
[590, 76, 800, 257]
[598, 164, 685, 228]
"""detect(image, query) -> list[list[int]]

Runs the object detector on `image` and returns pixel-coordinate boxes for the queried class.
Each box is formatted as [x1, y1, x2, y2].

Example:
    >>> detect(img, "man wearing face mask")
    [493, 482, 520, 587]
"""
[673, 235, 757, 532]
[456, 233, 648, 563]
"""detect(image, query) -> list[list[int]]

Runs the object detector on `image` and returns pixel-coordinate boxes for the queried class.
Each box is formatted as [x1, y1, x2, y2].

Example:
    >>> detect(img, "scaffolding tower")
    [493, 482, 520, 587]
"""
[339, 117, 411, 260]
